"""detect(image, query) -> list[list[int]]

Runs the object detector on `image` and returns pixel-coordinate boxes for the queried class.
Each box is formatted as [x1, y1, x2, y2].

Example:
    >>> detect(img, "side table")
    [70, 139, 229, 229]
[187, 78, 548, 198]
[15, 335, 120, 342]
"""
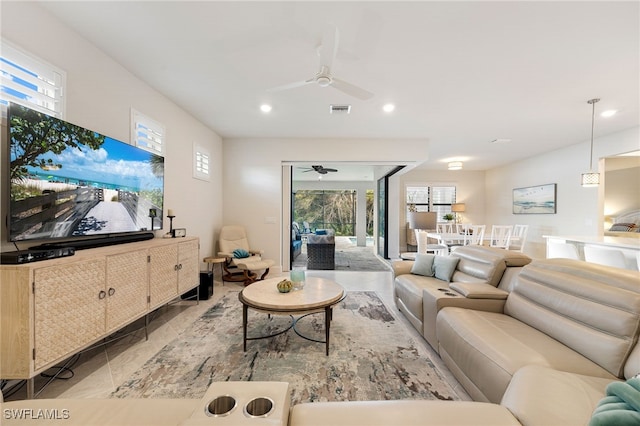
[203, 256, 227, 285]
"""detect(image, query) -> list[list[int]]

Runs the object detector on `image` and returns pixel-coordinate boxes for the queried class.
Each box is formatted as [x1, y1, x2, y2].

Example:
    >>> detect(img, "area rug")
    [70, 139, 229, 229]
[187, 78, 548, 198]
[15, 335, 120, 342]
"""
[111, 291, 458, 404]
[294, 247, 391, 271]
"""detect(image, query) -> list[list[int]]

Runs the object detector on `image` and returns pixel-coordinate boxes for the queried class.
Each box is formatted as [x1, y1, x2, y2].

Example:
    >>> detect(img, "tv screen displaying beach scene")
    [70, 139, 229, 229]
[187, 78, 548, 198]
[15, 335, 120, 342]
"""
[8, 103, 164, 242]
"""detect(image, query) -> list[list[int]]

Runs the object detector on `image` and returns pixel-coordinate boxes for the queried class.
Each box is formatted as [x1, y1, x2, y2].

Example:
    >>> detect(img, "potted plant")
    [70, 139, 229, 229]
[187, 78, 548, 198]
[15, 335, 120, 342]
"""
[443, 213, 455, 222]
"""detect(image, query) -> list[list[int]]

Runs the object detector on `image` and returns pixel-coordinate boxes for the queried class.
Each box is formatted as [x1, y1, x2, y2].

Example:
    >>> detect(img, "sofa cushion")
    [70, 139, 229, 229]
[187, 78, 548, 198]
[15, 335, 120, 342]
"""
[289, 400, 520, 426]
[505, 260, 640, 379]
[395, 274, 436, 323]
[450, 246, 510, 286]
[411, 253, 435, 277]
[434, 255, 459, 282]
[437, 307, 617, 403]
[501, 365, 614, 426]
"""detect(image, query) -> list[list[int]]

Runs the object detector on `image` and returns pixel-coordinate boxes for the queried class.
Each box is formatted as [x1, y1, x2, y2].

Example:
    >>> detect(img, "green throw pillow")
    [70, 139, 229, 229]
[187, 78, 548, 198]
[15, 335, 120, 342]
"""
[411, 254, 435, 277]
[433, 256, 460, 282]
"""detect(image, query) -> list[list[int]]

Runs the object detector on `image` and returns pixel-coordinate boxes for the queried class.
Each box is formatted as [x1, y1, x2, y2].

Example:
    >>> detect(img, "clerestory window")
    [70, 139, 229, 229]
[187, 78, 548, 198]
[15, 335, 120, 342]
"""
[0, 40, 66, 118]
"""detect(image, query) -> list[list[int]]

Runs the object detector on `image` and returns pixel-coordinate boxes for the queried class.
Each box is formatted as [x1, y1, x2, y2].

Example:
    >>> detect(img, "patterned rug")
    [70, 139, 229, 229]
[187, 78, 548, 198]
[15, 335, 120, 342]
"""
[111, 291, 458, 405]
[294, 246, 391, 271]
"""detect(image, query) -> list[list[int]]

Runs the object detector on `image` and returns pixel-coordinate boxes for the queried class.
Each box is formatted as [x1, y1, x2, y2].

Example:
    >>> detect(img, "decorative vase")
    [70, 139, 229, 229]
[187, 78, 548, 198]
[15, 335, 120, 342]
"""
[290, 270, 305, 290]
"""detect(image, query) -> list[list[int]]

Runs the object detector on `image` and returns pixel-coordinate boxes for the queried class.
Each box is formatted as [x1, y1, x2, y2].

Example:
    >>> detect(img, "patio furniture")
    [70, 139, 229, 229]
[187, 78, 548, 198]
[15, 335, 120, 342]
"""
[307, 232, 336, 270]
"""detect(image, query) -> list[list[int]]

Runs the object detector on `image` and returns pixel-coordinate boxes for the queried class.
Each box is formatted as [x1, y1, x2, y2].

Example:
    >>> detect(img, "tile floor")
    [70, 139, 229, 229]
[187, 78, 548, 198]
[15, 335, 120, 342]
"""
[4, 269, 470, 402]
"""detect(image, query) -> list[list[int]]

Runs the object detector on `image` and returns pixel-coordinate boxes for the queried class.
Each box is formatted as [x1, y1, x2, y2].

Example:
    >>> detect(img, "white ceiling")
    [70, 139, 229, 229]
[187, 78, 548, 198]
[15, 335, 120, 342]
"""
[36, 1, 639, 179]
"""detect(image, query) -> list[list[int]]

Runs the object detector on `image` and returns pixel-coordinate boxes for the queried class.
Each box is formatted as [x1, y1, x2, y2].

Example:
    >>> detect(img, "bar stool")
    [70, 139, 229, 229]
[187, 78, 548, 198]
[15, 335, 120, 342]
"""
[584, 246, 627, 269]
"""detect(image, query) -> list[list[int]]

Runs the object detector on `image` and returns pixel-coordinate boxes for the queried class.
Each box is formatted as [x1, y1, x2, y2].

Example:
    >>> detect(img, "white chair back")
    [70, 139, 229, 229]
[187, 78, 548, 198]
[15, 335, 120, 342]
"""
[509, 225, 529, 252]
[547, 241, 580, 259]
[465, 225, 485, 245]
[456, 223, 472, 234]
[489, 225, 513, 249]
[437, 223, 453, 233]
[584, 246, 628, 269]
[415, 230, 448, 256]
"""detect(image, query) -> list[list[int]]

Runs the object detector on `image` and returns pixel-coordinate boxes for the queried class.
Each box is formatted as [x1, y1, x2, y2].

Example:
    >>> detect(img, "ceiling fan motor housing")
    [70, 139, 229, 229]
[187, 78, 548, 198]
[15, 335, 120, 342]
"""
[316, 75, 332, 87]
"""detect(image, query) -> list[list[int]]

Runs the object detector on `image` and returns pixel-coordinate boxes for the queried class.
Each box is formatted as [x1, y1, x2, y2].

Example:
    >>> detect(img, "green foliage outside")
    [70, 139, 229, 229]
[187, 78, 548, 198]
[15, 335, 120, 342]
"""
[293, 189, 375, 236]
[141, 188, 164, 210]
[9, 106, 106, 199]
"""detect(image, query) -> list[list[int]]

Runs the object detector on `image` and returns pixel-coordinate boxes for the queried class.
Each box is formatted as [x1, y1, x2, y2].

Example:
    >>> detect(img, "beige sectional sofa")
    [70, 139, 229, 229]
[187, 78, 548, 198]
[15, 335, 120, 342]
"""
[393, 245, 532, 349]
[291, 257, 640, 426]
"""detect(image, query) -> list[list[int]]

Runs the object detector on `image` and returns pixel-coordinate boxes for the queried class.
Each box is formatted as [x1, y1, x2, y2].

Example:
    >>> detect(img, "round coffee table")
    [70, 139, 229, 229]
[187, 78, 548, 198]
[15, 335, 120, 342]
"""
[239, 276, 345, 355]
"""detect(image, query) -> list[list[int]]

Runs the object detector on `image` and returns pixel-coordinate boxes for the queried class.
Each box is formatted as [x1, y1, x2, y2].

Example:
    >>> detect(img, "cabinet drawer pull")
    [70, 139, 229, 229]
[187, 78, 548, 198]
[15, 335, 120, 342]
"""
[108, 287, 115, 296]
[98, 290, 106, 300]
[178, 263, 183, 270]
[174, 264, 179, 271]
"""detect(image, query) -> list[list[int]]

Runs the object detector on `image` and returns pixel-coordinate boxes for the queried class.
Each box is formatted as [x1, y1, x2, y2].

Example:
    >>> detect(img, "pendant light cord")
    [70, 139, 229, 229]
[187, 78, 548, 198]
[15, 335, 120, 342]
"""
[589, 100, 595, 171]
[587, 98, 599, 171]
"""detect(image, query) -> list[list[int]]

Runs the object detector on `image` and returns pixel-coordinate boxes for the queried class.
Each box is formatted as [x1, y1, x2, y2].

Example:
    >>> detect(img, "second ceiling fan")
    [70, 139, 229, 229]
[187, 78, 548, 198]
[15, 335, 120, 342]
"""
[267, 25, 374, 101]
[300, 165, 338, 175]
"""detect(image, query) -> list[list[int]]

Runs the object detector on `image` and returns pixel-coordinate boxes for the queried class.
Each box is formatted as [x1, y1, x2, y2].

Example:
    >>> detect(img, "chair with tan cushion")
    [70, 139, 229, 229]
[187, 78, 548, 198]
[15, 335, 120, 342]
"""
[218, 225, 274, 285]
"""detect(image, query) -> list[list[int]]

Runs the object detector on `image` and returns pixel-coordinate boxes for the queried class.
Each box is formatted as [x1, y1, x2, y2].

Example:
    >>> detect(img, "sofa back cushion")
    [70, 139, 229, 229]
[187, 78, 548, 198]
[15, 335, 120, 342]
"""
[307, 234, 335, 244]
[450, 246, 520, 286]
[505, 259, 640, 378]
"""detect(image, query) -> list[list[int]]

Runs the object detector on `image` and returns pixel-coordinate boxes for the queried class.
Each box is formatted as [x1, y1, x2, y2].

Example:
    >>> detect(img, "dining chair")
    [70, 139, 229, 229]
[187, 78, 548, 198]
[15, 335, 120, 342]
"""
[584, 246, 628, 269]
[415, 230, 448, 256]
[509, 224, 529, 252]
[466, 225, 486, 245]
[437, 223, 453, 233]
[489, 225, 513, 249]
[547, 241, 580, 259]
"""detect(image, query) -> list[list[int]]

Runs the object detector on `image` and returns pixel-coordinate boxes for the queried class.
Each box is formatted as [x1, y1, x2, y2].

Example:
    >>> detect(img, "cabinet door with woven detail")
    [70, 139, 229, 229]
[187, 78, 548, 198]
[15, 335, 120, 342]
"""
[149, 244, 179, 309]
[177, 239, 199, 295]
[33, 258, 106, 370]
[105, 249, 148, 332]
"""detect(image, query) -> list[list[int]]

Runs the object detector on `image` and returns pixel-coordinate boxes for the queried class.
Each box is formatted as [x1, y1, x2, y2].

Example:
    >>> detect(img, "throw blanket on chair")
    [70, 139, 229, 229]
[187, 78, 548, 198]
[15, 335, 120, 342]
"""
[589, 377, 640, 426]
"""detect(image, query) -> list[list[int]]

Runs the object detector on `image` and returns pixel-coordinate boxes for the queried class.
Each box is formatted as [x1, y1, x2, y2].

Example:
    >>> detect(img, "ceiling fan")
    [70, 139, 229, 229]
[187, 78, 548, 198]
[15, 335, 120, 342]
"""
[267, 25, 374, 101]
[300, 165, 339, 175]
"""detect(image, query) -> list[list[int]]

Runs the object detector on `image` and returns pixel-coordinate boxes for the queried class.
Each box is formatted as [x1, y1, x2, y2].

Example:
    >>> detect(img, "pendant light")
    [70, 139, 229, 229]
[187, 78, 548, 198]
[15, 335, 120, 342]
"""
[581, 98, 600, 187]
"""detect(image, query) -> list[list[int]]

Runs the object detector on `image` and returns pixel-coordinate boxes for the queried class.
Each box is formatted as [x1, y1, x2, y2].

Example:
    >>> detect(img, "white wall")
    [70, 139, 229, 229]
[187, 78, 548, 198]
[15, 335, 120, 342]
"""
[1, 2, 223, 262]
[485, 127, 640, 259]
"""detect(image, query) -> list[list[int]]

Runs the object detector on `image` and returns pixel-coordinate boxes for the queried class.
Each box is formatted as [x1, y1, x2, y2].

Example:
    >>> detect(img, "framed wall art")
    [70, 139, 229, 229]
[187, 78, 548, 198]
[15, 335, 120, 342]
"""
[513, 183, 557, 214]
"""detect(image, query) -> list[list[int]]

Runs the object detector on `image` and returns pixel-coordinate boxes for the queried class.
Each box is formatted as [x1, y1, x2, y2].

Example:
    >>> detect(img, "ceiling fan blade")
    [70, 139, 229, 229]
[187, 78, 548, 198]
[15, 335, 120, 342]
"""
[324, 168, 338, 172]
[318, 25, 339, 70]
[267, 78, 314, 93]
[331, 77, 374, 100]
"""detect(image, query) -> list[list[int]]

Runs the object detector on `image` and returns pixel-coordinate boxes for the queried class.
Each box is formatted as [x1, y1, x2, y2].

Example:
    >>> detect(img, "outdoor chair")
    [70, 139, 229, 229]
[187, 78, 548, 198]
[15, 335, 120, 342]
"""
[307, 231, 336, 270]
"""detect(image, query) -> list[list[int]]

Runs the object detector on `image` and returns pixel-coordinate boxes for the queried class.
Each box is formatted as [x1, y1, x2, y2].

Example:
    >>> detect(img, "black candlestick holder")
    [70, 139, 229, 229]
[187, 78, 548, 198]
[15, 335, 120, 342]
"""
[168, 215, 175, 233]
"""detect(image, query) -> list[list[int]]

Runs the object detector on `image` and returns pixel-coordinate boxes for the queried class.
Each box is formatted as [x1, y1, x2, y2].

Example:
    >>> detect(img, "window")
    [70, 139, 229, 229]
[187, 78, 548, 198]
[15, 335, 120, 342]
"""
[406, 185, 456, 221]
[131, 108, 165, 155]
[193, 143, 210, 181]
[0, 40, 66, 117]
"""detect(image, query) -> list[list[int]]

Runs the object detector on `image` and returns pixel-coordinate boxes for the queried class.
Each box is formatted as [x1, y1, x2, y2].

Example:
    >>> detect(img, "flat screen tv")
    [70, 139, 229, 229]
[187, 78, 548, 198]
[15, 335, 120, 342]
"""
[7, 103, 164, 243]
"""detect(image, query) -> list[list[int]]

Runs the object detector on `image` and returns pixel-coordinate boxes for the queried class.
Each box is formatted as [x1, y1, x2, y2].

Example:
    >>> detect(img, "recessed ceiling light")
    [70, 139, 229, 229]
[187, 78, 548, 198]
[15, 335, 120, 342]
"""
[448, 161, 463, 170]
[601, 109, 617, 117]
[260, 104, 272, 113]
[383, 103, 395, 113]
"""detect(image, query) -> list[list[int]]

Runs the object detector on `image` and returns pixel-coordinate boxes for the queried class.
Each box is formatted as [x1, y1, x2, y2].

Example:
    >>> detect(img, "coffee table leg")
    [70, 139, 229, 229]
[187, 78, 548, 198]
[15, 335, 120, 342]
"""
[243, 304, 248, 352]
[325, 306, 331, 356]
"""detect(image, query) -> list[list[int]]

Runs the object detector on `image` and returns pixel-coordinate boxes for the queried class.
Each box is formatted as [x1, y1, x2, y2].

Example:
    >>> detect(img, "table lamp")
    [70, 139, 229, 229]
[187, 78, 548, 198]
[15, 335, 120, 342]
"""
[451, 203, 466, 223]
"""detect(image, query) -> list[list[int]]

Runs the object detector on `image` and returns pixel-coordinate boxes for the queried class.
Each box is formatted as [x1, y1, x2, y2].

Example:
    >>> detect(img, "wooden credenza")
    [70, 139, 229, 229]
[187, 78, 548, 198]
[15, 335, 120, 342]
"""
[0, 236, 199, 396]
